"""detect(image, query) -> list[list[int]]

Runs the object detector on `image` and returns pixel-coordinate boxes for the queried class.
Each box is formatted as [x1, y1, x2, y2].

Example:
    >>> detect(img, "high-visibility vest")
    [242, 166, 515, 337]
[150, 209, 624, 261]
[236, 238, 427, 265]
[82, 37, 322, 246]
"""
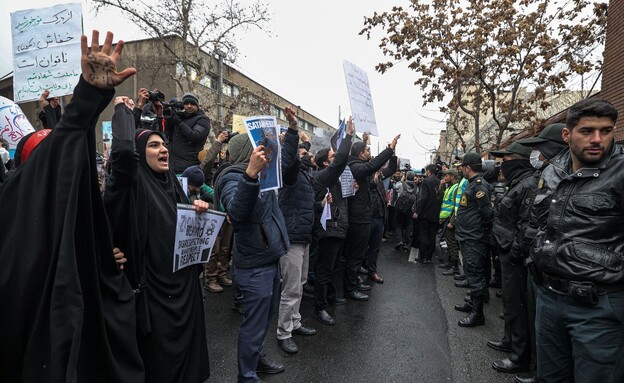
[454, 178, 468, 215]
[439, 183, 459, 220]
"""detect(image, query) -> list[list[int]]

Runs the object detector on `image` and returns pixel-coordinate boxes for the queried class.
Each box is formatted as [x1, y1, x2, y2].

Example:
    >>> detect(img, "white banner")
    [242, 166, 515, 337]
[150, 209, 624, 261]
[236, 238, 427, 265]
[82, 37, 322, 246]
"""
[320, 190, 332, 231]
[339, 167, 357, 198]
[343, 59, 378, 136]
[11, 3, 83, 103]
[173, 205, 226, 273]
[0, 95, 35, 149]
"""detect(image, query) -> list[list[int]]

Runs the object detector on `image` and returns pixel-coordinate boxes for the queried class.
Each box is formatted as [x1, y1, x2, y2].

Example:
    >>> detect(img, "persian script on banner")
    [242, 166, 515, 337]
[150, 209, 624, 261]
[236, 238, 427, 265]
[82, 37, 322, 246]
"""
[343, 60, 378, 136]
[243, 115, 282, 192]
[340, 167, 357, 198]
[11, 3, 83, 103]
[173, 205, 226, 273]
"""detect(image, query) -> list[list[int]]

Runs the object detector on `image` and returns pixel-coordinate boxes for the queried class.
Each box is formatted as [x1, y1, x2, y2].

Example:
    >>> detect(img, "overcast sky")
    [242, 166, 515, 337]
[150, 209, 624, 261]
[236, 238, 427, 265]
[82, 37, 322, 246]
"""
[1, 0, 445, 167]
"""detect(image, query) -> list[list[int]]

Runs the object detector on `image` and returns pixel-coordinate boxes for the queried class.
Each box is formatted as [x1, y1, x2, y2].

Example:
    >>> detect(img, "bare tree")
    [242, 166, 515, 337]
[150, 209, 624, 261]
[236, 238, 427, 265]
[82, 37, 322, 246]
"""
[361, 0, 607, 150]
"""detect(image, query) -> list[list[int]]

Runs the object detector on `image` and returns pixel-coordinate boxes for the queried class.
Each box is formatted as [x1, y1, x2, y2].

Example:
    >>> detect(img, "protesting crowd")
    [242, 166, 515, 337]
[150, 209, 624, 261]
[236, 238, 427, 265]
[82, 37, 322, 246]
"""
[1, 30, 623, 383]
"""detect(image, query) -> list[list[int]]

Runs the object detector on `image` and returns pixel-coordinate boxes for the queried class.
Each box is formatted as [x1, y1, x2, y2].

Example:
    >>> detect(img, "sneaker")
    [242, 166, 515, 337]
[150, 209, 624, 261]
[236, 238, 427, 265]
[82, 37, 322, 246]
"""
[205, 280, 224, 293]
[218, 275, 233, 286]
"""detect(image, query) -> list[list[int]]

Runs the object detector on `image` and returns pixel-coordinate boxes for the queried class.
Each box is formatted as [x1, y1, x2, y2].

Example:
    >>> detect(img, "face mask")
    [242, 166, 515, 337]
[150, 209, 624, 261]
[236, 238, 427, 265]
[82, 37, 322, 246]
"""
[530, 150, 544, 170]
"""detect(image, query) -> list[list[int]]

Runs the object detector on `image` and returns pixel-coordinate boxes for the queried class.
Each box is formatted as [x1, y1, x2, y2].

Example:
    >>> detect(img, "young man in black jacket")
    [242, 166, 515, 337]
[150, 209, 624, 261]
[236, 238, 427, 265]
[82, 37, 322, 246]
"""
[311, 119, 355, 326]
[344, 135, 400, 301]
[414, 164, 441, 263]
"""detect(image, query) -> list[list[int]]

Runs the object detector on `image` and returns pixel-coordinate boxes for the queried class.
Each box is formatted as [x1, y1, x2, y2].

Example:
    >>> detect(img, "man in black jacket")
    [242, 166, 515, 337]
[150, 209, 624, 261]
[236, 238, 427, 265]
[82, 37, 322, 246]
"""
[529, 99, 624, 383]
[167, 92, 211, 174]
[345, 135, 400, 301]
[488, 142, 536, 375]
[311, 119, 355, 326]
[414, 164, 441, 263]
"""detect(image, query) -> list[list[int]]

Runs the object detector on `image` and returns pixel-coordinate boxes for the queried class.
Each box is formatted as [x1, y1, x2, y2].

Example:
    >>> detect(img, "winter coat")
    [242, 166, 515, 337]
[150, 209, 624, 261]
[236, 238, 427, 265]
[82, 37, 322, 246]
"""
[168, 110, 211, 173]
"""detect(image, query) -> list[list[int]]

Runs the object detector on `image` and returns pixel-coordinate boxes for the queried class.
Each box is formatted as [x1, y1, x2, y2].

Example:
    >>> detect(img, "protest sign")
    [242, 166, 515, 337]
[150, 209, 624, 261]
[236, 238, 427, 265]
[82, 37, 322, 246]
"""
[177, 176, 189, 197]
[243, 115, 282, 192]
[321, 190, 332, 231]
[343, 60, 378, 136]
[339, 167, 357, 198]
[232, 115, 247, 134]
[101, 121, 112, 159]
[11, 3, 83, 103]
[173, 204, 226, 273]
[0, 95, 35, 155]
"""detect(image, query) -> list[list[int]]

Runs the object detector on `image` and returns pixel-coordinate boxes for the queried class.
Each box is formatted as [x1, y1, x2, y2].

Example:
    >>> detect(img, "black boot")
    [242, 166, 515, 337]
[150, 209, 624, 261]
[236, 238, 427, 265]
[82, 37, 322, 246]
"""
[458, 296, 485, 327]
[454, 300, 473, 313]
[442, 266, 459, 276]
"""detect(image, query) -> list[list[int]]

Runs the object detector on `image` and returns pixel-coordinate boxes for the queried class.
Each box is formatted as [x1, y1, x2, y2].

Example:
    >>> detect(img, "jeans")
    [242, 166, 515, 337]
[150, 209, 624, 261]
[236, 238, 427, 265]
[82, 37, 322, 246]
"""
[234, 263, 281, 383]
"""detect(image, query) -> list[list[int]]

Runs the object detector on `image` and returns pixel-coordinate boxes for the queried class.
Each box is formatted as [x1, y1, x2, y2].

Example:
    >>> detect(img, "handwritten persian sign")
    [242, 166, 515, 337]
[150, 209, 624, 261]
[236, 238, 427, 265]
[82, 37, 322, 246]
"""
[173, 204, 226, 272]
[0, 96, 35, 151]
[11, 3, 83, 103]
[343, 60, 378, 136]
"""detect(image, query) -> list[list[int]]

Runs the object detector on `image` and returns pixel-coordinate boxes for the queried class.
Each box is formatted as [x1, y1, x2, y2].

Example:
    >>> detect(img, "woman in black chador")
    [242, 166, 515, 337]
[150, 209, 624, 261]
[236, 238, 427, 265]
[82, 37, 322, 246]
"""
[103, 95, 210, 383]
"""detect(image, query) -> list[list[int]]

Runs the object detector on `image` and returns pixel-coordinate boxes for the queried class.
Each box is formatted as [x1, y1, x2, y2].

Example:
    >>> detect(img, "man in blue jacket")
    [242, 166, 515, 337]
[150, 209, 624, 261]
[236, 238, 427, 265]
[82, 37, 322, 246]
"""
[216, 131, 289, 383]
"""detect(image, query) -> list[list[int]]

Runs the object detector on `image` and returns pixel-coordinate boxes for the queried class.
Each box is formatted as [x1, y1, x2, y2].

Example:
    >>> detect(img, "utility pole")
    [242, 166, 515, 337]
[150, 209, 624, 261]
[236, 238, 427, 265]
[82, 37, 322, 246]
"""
[216, 50, 225, 130]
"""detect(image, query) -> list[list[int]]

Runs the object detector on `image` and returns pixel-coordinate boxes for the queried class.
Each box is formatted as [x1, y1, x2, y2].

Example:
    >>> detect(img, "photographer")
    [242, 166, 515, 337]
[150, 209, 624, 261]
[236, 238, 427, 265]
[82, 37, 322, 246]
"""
[166, 92, 211, 174]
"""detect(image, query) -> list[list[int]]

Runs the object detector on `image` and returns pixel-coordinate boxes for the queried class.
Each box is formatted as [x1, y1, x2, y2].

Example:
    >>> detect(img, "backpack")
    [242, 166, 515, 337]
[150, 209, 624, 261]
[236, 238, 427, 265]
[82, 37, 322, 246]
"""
[395, 189, 416, 215]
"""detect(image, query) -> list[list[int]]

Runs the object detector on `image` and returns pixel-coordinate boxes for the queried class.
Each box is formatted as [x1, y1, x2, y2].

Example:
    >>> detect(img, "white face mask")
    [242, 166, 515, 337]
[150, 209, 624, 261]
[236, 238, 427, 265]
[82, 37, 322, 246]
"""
[530, 150, 544, 170]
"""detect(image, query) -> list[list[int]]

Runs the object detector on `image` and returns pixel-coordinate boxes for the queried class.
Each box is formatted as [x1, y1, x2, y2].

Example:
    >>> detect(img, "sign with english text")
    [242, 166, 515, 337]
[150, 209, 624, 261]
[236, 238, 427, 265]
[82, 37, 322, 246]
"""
[173, 204, 226, 273]
[244, 115, 282, 192]
[0, 96, 35, 152]
[343, 60, 378, 136]
[11, 3, 83, 103]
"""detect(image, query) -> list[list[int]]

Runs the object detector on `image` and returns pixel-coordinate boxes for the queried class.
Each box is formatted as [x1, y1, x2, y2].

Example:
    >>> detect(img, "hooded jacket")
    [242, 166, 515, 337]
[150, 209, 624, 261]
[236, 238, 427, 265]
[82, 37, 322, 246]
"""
[530, 144, 624, 285]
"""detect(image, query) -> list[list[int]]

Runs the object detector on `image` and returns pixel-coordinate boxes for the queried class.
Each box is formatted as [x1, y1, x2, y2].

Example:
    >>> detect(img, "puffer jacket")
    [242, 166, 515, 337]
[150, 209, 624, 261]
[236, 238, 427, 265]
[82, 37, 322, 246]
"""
[216, 164, 289, 269]
[530, 144, 624, 285]
[347, 148, 396, 224]
[313, 134, 353, 239]
[278, 128, 314, 244]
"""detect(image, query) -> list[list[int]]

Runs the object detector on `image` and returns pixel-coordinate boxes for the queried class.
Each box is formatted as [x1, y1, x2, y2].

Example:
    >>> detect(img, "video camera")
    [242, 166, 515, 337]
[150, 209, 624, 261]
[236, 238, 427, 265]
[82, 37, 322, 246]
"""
[146, 89, 185, 118]
[223, 131, 239, 143]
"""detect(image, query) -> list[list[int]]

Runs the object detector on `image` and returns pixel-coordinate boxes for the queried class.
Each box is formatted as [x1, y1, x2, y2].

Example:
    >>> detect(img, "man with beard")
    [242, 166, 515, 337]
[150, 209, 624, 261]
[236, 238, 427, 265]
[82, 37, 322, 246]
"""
[166, 92, 211, 174]
[345, 135, 400, 301]
[529, 99, 624, 383]
[488, 142, 536, 375]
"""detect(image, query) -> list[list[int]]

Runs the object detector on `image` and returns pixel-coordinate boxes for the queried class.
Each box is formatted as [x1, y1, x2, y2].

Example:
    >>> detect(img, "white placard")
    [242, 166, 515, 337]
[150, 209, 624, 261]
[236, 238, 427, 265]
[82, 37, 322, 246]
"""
[321, 190, 332, 231]
[173, 205, 226, 272]
[343, 59, 378, 136]
[11, 3, 83, 103]
[0, 95, 35, 149]
[177, 176, 189, 197]
[339, 167, 357, 198]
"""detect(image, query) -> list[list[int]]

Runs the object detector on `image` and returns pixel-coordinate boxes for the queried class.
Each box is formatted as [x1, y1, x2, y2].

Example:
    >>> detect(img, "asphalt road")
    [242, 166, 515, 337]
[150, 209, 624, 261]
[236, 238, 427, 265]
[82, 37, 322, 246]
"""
[203, 241, 518, 383]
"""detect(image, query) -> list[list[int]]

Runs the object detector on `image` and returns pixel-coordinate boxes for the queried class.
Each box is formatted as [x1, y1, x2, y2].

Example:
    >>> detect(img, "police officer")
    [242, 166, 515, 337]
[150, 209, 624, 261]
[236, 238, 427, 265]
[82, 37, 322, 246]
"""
[453, 152, 495, 327]
[512, 123, 567, 383]
[488, 142, 536, 374]
[530, 99, 624, 383]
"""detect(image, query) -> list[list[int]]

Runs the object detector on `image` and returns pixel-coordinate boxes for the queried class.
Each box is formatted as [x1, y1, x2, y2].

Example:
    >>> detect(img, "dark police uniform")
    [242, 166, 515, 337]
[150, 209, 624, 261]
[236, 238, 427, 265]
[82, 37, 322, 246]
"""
[530, 144, 624, 383]
[492, 169, 536, 369]
[456, 175, 495, 300]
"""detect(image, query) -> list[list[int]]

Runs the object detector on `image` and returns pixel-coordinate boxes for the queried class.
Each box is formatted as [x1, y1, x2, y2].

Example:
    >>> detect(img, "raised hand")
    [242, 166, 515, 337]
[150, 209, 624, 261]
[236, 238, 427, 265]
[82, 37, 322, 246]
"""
[246, 145, 267, 179]
[389, 134, 401, 150]
[284, 106, 298, 128]
[81, 30, 136, 89]
[39, 90, 50, 109]
[347, 116, 355, 136]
